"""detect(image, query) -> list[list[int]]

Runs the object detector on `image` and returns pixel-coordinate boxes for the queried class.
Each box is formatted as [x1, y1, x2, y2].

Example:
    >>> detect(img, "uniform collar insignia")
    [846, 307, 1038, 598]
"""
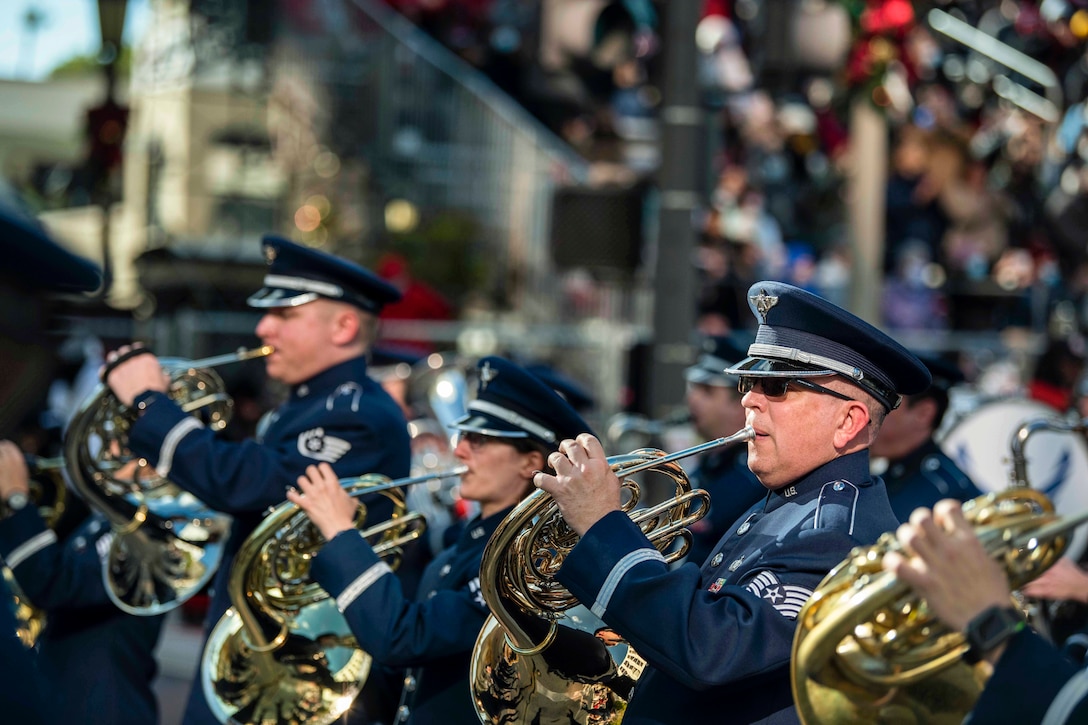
[750, 289, 779, 324]
[479, 361, 498, 391]
[264, 245, 277, 263]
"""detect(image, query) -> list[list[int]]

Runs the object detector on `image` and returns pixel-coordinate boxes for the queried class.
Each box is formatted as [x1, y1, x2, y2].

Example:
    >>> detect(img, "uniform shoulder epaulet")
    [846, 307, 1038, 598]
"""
[814, 479, 860, 535]
[326, 382, 366, 412]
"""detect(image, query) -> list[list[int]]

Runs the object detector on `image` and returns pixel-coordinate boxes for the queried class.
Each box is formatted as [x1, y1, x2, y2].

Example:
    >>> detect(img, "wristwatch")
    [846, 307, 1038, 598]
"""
[963, 605, 1024, 664]
[3, 491, 30, 515]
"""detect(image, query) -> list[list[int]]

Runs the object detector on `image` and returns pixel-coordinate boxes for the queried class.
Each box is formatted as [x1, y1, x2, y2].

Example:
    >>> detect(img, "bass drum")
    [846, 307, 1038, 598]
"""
[938, 397, 1088, 562]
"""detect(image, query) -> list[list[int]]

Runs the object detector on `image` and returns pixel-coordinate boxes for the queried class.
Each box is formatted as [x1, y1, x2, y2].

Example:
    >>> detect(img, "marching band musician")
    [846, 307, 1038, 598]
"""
[0, 440, 165, 725]
[102, 235, 413, 725]
[682, 334, 766, 566]
[885, 499, 1088, 724]
[869, 353, 983, 522]
[535, 281, 930, 723]
[0, 182, 108, 724]
[289, 356, 596, 725]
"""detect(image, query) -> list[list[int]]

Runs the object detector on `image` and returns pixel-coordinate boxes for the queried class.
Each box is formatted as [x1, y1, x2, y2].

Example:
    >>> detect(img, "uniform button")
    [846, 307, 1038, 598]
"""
[403, 675, 417, 692]
[427, 590, 437, 598]
[710, 553, 724, 567]
[88, 521, 101, 535]
[728, 558, 744, 571]
[833, 482, 845, 491]
[395, 706, 410, 723]
[439, 564, 451, 576]
[72, 536, 87, 551]
[923, 456, 940, 472]
[298, 385, 309, 397]
[737, 522, 750, 535]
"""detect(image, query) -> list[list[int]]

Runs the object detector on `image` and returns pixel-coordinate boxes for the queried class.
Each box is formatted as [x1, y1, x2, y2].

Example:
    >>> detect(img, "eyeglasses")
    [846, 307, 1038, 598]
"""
[738, 376, 855, 402]
[459, 431, 500, 450]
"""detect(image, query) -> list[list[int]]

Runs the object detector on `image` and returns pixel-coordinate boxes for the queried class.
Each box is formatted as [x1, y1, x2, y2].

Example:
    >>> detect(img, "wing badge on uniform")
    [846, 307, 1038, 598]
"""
[744, 570, 813, 619]
[298, 427, 352, 463]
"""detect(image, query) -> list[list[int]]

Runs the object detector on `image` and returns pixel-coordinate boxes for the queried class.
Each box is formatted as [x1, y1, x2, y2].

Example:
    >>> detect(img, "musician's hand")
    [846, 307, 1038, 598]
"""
[533, 433, 621, 536]
[0, 440, 29, 499]
[1021, 557, 1088, 604]
[287, 463, 358, 541]
[882, 499, 1011, 631]
[103, 344, 169, 407]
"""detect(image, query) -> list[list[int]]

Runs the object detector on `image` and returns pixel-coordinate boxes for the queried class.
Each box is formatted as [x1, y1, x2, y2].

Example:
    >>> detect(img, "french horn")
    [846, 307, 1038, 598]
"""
[791, 486, 1088, 724]
[63, 346, 269, 615]
[200, 467, 461, 725]
[470, 427, 755, 724]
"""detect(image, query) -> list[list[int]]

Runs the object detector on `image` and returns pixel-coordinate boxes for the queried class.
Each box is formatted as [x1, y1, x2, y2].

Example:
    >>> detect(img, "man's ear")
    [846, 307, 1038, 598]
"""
[833, 400, 872, 449]
[329, 307, 362, 346]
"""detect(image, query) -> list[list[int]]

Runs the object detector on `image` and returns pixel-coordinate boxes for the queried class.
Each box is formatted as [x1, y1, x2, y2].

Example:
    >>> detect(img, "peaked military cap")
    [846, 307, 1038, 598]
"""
[247, 235, 401, 313]
[685, 335, 750, 387]
[0, 181, 101, 293]
[452, 356, 596, 447]
[524, 362, 596, 412]
[725, 281, 930, 411]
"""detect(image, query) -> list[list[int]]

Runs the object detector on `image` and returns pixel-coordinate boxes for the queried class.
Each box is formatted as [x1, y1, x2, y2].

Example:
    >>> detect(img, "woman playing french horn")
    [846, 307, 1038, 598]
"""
[290, 356, 595, 725]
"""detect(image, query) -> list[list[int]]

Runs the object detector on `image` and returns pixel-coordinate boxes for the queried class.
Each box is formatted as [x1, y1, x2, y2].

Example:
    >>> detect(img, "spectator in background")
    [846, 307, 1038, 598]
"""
[884, 124, 950, 275]
[376, 252, 454, 356]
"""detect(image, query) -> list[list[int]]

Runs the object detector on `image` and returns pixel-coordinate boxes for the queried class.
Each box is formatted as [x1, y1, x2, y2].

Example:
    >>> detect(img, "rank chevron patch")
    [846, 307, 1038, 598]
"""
[744, 570, 813, 619]
[298, 427, 352, 463]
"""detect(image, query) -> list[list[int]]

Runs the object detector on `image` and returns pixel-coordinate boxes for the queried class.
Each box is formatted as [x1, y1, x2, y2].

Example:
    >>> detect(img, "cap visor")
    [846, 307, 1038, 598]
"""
[246, 287, 320, 308]
[450, 414, 530, 439]
[723, 357, 838, 378]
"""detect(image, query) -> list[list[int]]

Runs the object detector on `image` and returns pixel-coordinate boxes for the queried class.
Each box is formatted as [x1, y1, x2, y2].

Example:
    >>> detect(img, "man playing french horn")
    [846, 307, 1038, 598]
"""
[290, 356, 596, 724]
[102, 235, 412, 725]
[536, 281, 930, 723]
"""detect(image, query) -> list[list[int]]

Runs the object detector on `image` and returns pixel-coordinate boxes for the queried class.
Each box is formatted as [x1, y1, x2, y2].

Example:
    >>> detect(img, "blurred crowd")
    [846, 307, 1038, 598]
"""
[378, 0, 1088, 341]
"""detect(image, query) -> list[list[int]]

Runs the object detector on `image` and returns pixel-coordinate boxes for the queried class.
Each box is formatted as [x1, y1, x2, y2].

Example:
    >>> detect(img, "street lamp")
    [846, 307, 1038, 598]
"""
[97, 0, 128, 68]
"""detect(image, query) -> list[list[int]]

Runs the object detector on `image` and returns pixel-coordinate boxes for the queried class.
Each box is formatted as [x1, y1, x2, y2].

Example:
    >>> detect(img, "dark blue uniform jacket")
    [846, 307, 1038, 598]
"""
[882, 439, 983, 523]
[311, 506, 514, 725]
[687, 446, 767, 566]
[557, 450, 900, 724]
[969, 628, 1088, 724]
[0, 573, 54, 725]
[0, 507, 163, 724]
[127, 356, 411, 725]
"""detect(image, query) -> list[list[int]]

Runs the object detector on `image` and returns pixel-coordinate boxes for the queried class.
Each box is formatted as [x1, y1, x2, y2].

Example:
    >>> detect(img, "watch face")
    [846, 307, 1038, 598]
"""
[5, 492, 29, 511]
[967, 606, 1023, 654]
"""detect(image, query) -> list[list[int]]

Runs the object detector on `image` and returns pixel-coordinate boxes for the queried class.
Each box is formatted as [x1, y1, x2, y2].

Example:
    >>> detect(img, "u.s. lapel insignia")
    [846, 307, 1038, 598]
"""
[264, 244, 277, 263]
[479, 361, 498, 391]
[750, 289, 779, 324]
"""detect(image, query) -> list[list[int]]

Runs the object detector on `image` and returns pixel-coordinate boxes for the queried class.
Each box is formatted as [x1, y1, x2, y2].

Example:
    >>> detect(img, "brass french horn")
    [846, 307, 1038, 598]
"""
[791, 487, 1088, 724]
[63, 346, 269, 615]
[470, 427, 755, 724]
[200, 468, 461, 725]
[792, 411, 1088, 724]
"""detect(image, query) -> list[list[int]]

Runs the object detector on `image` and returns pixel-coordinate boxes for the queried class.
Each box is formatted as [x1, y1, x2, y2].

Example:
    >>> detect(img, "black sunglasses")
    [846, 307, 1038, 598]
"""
[459, 431, 539, 454]
[738, 376, 855, 402]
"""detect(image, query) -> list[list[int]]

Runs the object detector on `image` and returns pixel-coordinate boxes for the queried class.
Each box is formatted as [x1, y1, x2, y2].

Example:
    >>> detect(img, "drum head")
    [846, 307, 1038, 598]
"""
[939, 398, 1088, 560]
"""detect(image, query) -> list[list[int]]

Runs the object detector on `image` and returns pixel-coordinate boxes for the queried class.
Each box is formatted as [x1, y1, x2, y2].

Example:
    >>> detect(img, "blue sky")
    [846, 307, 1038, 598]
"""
[0, 0, 150, 81]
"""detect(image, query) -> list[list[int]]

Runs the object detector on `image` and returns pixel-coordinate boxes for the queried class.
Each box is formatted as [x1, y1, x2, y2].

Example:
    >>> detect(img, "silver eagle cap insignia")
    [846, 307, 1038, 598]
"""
[750, 290, 779, 324]
[478, 361, 498, 390]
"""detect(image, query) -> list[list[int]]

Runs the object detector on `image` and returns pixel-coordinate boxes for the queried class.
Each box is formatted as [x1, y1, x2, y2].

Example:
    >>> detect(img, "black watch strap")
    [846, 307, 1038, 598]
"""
[963, 605, 1024, 664]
